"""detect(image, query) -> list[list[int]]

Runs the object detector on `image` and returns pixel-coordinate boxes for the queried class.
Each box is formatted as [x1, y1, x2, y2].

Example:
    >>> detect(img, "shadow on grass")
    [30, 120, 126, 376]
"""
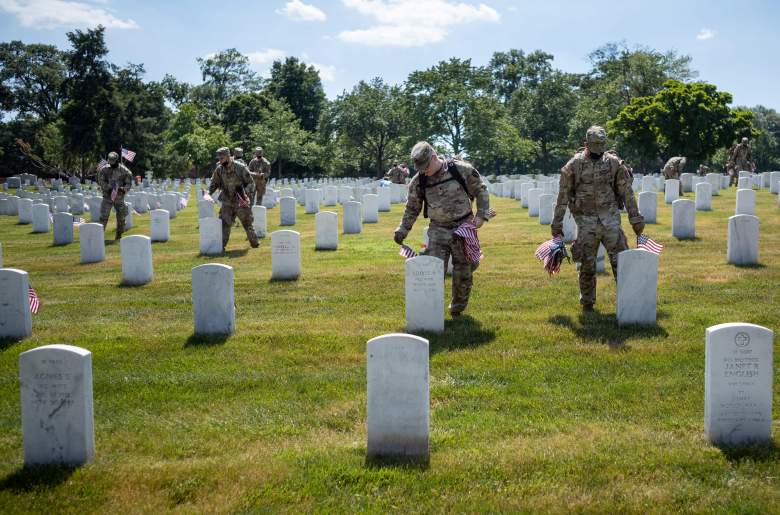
[731, 263, 767, 269]
[0, 337, 24, 352]
[716, 440, 779, 463]
[104, 239, 118, 246]
[549, 309, 668, 350]
[0, 465, 76, 492]
[224, 249, 249, 258]
[184, 332, 230, 348]
[416, 315, 496, 354]
[268, 276, 299, 283]
[117, 281, 149, 288]
[364, 455, 430, 470]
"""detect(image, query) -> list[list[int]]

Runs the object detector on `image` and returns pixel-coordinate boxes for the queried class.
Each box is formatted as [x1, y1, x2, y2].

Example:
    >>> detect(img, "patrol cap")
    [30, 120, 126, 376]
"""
[585, 126, 607, 154]
[234, 147, 243, 157]
[107, 151, 119, 162]
[411, 141, 435, 172]
[254, 146, 264, 156]
[216, 147, 230, 157]
[741, 137, 749, 144]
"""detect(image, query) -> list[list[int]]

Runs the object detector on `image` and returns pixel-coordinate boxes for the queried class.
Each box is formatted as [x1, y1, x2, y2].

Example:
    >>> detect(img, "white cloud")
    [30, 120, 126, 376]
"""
[696, 28, 715, 41]
[246, 48, 286, 67]
[337, 0, 500, 47]
[310, 62, 336, 82]
[0, 0, 138, 29]
[276, 0, 327, 22]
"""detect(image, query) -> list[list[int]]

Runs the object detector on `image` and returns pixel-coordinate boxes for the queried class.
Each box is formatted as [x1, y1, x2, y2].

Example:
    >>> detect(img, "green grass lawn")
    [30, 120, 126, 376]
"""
[0, 185, 778, 513]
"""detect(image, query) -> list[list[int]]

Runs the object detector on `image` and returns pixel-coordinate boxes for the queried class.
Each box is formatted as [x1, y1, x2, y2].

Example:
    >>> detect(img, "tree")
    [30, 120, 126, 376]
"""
[0, 41, 67, 121]
[488, 49, 553, 104]
[405, 58, 490, 155]
[742, 105, 780, 170]
[221, 91, 271, 148]
[329, 78, 406, 177]
[250, 96, 318, 177]
[266, 57, 326, 132]
[160, 73, 190, 108]
[192, 49, 261, 119]
[609, 80, 756, 169]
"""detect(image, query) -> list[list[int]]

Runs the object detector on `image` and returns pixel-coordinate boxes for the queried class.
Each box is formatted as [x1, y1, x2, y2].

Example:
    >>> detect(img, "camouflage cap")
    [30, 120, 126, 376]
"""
[216, 147, 230, 157]
[107, 151, 119, 162]
[254, 146, 264, 156]
[585, 126, 607, 153]
[411, 141, 435, 171]
[741, 137, 749, 144]
[233, 147, 243, 157]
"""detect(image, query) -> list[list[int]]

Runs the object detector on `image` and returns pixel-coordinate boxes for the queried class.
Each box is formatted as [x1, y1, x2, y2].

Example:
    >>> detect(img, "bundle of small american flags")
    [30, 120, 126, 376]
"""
[637, 234, 663, 254]
[534, 236, 570, 276]
[453, 220, 484, 264]
[28, 285, 40, 314]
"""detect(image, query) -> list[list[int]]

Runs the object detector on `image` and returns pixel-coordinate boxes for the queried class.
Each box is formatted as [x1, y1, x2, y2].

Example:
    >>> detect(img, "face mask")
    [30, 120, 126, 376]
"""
[589, 152, 603, 160]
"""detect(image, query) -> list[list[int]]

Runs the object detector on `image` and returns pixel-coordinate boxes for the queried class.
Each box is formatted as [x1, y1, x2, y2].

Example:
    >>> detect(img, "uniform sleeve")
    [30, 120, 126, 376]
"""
[552, 158, 576, 235]
[239, 164, 252, 187]
[121, 166, 133, 189]
[397, 174, 423, 236]
[460, 163, 490, 220]
[208, 167, 221, 195]
[97, 169, 107, 191]
[615, 161, 643, 225]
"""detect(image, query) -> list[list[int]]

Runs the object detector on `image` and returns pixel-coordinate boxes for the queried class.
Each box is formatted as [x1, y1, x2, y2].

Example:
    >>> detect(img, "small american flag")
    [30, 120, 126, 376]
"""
[73, 217, 85, 226]
[236, 191, 250, 208]
[454, 220, 484, 264]
[97, 159, 109, 171]
[29, 285, 40, 314]
[637, 234, 663, 254]
[534, 236, 569, 276]
[399, 244, 418, 259]
[111, 184, 118, 202]
[121, 147, 136, 162]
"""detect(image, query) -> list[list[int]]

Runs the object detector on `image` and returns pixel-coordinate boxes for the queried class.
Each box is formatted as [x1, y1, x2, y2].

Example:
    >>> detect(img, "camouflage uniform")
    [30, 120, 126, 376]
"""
[697, 164, 710, 177]
[97, 155, 133, 239]
[248, 155, 272, 206]
[208, 157, 258, 249]
[728, 140, 754, 186]
[552, 126, 644, 309]
[395, 145, 490, 315]
[387, 165, 408, 184]
[662, 156, 686, 195]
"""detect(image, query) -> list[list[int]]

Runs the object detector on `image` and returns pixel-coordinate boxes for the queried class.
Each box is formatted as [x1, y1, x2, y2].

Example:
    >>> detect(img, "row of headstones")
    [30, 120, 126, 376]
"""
[12, 321, 773, 465]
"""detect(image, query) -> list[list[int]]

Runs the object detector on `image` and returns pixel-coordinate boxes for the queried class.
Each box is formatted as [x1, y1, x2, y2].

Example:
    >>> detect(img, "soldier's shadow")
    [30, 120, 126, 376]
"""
[0, 465, 76, 492]
[549, 310, 668, 350]
[422, 315, 496, 354]
[715, 440, 779, 463]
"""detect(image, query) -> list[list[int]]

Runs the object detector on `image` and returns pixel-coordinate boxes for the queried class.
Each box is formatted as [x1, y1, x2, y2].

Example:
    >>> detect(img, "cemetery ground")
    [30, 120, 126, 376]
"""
[0, 188, 778, 513]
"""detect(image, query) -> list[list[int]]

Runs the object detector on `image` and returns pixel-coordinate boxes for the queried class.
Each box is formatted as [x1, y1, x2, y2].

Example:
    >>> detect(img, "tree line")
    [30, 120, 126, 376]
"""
[2, 27, 779, 179]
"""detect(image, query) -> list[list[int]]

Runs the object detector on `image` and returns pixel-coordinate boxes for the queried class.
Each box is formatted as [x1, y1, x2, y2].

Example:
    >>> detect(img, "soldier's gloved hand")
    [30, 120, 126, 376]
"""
[632, 221, 645, 236]
[551, 225, 563, 239]
[473, 216, 485, 229]
[393, 230, 406, 245]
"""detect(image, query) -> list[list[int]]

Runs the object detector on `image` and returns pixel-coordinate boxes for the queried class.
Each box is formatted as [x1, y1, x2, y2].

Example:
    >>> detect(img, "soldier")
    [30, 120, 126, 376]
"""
[233, 147, 246, 166]
[208, 147, 259, 250]
[727, 137, 754, 186]
[697, 164, 711, 177]
[394, 141, 491, 317]
[662, 156, 686, 195]
[551, 126, 645, 312]
[386, 164, 408, 184]
[248, 146, 272, 206]
[97, 151, 133, 240]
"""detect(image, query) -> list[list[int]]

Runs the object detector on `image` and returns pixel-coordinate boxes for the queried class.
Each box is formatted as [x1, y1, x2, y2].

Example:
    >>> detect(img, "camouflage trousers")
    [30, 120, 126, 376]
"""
[220, 204, 258, 248]
[729, 170, 739, 187]
[422, 224, 479, 314]
[573, 212, 628, 306]
[99, 196, 128, 238]
[252, 186, 265, 206]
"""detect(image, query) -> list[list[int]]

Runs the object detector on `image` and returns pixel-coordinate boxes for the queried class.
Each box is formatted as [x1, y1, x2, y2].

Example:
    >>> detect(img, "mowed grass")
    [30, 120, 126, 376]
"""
[0, 184, 778, 513]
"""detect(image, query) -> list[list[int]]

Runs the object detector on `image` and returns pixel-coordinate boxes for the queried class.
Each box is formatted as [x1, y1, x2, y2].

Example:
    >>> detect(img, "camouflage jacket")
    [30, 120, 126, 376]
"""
[248, 157, 271, 189]
[398, 159, 489, 235]
[662, 157, 685, 178]
[729, 144, 753, 169]
[97, 164, 133, 200]
[208, 159, 253, 206]
[387, 166, 408, 184]
[552, 150, 642, 234]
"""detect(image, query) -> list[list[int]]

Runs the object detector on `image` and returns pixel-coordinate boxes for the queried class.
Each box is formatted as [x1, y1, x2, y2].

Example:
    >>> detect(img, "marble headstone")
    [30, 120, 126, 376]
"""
[616, 249, 658, 325]
[0, 268, 32, 339]
[727, 215, 759, 265]
[271, 230, 301, 280]
[79, 223, 105, 264]
[120, 235, 153, 285]
[315, 211, 338, 250]
[192, 263, 235, 335]
[638, 191, 657, 224]
[150, 209, 170, 242]
[672, 199, 695, 239]
[405, 256, 444, 333]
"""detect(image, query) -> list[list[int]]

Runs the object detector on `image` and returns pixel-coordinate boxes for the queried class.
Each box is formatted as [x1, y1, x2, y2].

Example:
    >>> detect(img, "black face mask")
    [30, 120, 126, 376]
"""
[589, 152, 603, 160]
[109, 161, 118, 168]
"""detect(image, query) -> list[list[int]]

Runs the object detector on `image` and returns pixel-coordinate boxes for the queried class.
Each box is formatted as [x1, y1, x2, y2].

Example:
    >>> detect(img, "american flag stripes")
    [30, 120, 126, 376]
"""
[111, 184, 118, 202]
[454, 221, 484, 264]
[637, 234, 663, 254]
[236, 191, 250, 208]
[399, 244, 418, 259]
[534, 236, 569, 276]
[28, 286, 40, 314]
[121, 147, 136, 162]
[97, 159, 109, 171]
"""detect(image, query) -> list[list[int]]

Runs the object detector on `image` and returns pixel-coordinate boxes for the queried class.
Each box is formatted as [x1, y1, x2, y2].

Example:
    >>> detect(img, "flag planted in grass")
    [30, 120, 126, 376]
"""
[637, 234, 663, 254]
[28, 285, 39, 314]
[399, 244, 418, 259]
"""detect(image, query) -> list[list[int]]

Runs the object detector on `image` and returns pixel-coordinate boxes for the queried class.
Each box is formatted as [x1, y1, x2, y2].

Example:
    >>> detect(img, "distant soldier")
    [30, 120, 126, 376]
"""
[394, 141, 491, 317]
[248, 146, 272, 206]
[208, 147, 259, 250]
[97, 151, 133, 240]
[662, 156, 686, 195]
[386, 164, 408, 184]
[233, 147, 246, 166]
[552, 126, 644, 312]
[727, 137, 754, 186]
[697, 164, 710, 177]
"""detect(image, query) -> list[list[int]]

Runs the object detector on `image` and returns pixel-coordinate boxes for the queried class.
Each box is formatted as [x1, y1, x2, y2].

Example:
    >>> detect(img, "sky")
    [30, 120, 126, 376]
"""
[1, 0, 778, 110]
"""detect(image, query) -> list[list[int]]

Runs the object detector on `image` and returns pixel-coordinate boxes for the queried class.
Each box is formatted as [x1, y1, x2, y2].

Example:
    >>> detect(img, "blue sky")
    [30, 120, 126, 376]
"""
[1, 0, 778, 109]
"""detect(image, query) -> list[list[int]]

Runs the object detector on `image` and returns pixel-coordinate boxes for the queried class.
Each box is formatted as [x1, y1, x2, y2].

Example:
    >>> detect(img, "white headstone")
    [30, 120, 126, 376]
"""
[664, 179, 680, 204]
[79, 223, 105, 264]
[705, 323, 773, 445]
[0, 242, 3, 267]
[638, 191, 657, 224]
[562, 208, 578, 243]
[315, 211, 338, 250]
[377, 187, 391, 212]
[737, 177, 751, 190]
[735, 188, 756, 216]
[17, 198, 33, 224]
[527, 188, 542, 217]
[271, 230, 301, 280]
[769, 171, 780, 194]
[198, 200, 214, 219]
[706, 173, 721, 196]
[0, 268, 32, 339]
[88, 197, 103, 222]
[20, 344, 94, 465]
[680, 173, 694, 193]
[343, 201, 362, 234]
[199, 217, 223, 256]
[304, 188, 320, 214]
[252, 205, 267, 238]
[616, 249, 658, 325]
[672, 199, 695, 239]
[120, 235, 153, 285]
[362, 194, 379, 223]
[405, 256, 444, 333]
[192, 263, 235, 335]
[366, 333, 429, 460]
[162, 193, 178, 218]
[150, 209, 170, 242]
[32, 204, 51, 233]
[520, 182, 533, 208]
[53, 212, 74, 245]
[727, 215, 759, 265]
[280, 196, 296, 226]
[695, 182, 712, 211]
[641, 175, 655, 192]
[538, 194, 554, 225]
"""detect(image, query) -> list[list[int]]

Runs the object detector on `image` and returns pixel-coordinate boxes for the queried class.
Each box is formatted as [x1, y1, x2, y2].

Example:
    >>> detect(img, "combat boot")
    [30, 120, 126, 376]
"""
[582, 303, 594, 313]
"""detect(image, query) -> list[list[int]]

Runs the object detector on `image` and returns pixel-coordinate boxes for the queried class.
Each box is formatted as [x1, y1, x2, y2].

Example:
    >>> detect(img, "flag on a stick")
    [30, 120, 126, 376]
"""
[28, 286, 39, 314]
[121, 147, 136, 162]
[637, 234, 663, 254]
[399, 244, 418, 259]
